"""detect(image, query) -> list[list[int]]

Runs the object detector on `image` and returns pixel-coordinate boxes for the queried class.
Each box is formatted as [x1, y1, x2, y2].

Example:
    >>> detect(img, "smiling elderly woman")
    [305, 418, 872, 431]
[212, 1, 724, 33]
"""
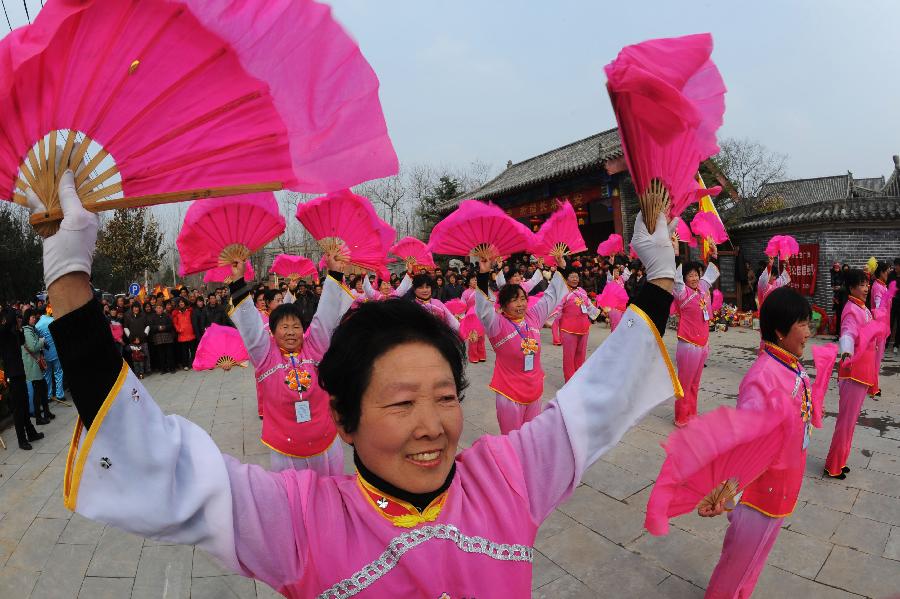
[37, 173, 681, 598]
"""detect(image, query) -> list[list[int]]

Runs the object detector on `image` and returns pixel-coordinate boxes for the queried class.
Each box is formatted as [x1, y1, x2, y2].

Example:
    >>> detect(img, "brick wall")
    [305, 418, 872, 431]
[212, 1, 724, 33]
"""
[730, 227, 900, 314]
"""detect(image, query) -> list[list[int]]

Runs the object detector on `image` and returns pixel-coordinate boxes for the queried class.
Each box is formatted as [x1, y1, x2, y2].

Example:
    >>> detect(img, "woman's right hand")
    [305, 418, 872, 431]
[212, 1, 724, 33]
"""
[697, 499, 727, 518]
[230, 259, 246, 281]
[478, 256, 492, 274]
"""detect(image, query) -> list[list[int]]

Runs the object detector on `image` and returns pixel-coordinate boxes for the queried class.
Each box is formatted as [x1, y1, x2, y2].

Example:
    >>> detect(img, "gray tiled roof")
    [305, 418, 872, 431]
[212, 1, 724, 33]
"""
[851, 176, 885, 194]
[757, 175, 851, 209]
[884, 161, 900, 197]
[729, 196, 900, 232]
[456, 128, 623, 202]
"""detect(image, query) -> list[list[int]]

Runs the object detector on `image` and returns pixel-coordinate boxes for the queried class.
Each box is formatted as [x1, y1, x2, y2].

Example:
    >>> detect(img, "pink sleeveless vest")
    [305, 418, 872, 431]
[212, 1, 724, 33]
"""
[488, 311, 544, 404]
[558, 287, 592, 335]
[676, 285, 711, 347]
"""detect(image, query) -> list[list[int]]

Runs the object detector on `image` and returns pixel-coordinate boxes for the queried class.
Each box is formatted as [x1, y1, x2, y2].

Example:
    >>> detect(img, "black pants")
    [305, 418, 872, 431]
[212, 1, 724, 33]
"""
[31, 378, 52, 420]
[176, 340, 195, 369]
[151, 343, 175, 372]
[8, 375, 37, 444]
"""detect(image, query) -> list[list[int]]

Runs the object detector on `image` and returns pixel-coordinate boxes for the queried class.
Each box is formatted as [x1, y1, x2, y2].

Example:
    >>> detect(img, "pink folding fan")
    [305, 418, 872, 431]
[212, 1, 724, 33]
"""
[204, 261, 254, 284]
[2, 0, 397, 237]
[765, 235, 800, 260]
[595, 282, 629, 312]
[532, 201, 587, 266]
[444, 298, 467, 316]
[711, 289, 723, 313]
[596, 233, 624, 257]
[690, 212, 728, 244]
[605, 33, 726, 231]
[176, 193, 285, 276]
[270, 254, 319, 282]
[428, 200, 534, 261]
[390, 237, 436, 269]
[811, 344, 838, 428]
[192, 324, 250, 371]
[295, 189, 395, 275]
[675, 219, 697, 248]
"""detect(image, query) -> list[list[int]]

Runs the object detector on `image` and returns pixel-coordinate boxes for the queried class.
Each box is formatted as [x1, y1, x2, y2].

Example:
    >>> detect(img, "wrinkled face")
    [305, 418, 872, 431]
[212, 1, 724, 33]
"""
[851, 281, 869, 300]
[379, 281, 392, 295]
[566, 272, 579, 288]
[337, 342, 462, 494]
[685, 269, 701, 290]
[779, 319, 811, 357]
[269, 293, 283, 311]
[502, 288, 528, 320]
[274, 314, 304, 352]
[255, 295, 267, 310]
[414, 284, 432, 301]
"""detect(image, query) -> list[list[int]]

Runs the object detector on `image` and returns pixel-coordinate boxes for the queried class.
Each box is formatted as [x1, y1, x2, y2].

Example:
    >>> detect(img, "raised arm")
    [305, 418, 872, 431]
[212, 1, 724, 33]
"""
[228, 278, 271, 366]
[522, 268, 544, 293]
[532, 270, 568, 325]
[507, 214, 679, 521]
[496, 269, 507, 288]
[362, 274, 382, 301]
[304, 271, 354, 359]
[391, 273, 413, 297]
[475, 260, 502, 338]
[673, 264, 686, 300]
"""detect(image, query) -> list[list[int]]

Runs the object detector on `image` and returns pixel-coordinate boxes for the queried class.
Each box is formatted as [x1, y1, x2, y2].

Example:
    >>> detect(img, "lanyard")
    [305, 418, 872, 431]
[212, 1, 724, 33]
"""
[504, 315, 530, 341]
[287, 353, 305, 400]
[765, 349, 811, 421]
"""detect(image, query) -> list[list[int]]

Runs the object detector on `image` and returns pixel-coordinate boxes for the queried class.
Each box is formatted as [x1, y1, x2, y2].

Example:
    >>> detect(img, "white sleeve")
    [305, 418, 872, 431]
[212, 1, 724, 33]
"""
[304, 275, 354, 359]
[702, 262, 720, 288]
[229, 295, 272, 366]
[606, 272, 613, 284]
[440, 304, 461, 332]
[475, 288, 501, 338]
[392, 274, 413, 297]
[522, 269, 543, 293]
[622, 268, 632, 282]
[758, 268, 771, 291]
[777, 268, 791, 286]
[124, 328, 130, 338]
[362, 275, 380, 301]
[496, 270, 507, 288]
[673, 264, 685, 299]
[282, 290, 295, 305]
[532, 271, 568, 325]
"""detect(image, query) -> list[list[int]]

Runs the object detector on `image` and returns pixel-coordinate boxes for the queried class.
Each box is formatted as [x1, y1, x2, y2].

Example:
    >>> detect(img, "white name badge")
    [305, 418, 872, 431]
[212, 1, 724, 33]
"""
[702, 308, 710, 321]
[294, 400, 311, 424]
[802, 422, 811, 450]
[580, 304, 589, 314]
[524, 353, 535, 372]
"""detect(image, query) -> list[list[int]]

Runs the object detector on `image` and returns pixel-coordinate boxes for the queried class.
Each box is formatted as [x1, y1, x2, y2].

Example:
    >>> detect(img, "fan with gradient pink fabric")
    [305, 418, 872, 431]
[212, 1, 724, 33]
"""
[296, 189, 395, 276]
[390, 237, 436, 269]
[690, 212, 728, 244]
[605, 33, 726, 232]
[711, 289, 724, 313]
[193, 324, 250, 371]
[176, 193, 285, 276]
[765, 235, 800, 260]
[428, 200, 534, 261]
[674, 219, 697, 248]
[270, 254, 319, 282]
[645, 406, 790, 535]
[596, 233, 624, 257]
[459, 311, 485, 342]
[444, 299, 467, 316]
[532, 201, 587, 267]
[204, 261, 255, 284]
[811, 344, 838, 428]
[1, 0, 397, 237]
[595, 282, 629, 312]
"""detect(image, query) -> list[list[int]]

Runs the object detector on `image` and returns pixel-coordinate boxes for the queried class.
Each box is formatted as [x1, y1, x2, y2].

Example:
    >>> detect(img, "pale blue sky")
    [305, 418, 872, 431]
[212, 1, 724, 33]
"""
[5, 0, 900, 184]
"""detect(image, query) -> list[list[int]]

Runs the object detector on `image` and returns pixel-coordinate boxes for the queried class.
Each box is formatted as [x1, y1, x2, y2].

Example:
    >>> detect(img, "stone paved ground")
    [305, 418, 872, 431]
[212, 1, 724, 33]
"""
[0, 322, 898, 598]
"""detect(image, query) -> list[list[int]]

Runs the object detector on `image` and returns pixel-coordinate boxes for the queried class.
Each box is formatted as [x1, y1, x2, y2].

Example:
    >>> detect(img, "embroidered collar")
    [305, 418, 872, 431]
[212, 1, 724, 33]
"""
[848, 295, 867, 308]
[763, 342, 800, 370]
[355, 453, 454, 529]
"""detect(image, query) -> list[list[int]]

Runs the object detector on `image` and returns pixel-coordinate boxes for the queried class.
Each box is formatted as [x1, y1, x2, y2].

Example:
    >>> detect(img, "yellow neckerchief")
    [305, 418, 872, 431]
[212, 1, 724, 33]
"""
[356, 472, 449, 528]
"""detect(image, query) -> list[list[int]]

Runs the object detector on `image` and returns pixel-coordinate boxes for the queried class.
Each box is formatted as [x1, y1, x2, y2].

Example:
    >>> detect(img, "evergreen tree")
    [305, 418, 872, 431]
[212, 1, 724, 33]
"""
[0, 204, 43, 301]
[94, 209, 163, 292]
[418, 176, 460, 237]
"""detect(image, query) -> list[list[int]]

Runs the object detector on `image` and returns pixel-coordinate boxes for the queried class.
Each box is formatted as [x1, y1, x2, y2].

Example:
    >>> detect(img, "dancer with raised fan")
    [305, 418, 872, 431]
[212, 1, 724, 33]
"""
[557, 269, 602, 382]
[672, 244, 720, 427]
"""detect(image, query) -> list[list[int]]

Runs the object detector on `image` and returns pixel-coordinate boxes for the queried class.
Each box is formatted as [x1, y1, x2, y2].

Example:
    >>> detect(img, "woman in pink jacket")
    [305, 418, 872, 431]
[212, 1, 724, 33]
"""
[701, 286, 813, 598]
[557, 270, 601, 382]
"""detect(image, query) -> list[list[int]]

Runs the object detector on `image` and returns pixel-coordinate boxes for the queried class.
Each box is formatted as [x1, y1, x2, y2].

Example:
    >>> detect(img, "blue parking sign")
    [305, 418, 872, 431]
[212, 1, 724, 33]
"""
[129, 283, 140, 296]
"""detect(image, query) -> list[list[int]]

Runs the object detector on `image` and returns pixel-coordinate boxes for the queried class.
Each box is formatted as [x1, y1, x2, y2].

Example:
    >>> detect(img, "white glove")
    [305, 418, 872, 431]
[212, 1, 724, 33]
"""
[631, 213, 676, 282]
[26, 170, 99, 288]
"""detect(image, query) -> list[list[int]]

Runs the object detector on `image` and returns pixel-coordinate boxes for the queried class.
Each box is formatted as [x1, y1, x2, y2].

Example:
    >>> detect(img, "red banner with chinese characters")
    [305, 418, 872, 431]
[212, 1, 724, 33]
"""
[786, 243, 819, 296]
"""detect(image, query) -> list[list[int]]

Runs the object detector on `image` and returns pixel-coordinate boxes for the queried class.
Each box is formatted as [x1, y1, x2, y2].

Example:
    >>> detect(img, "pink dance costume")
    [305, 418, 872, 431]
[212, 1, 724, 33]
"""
[707, 343, 812, 598]
[673, 263, 720, 425]
[231, 275, 353, 474]
[756, 266, 790, 309]
[496, 268, 543, 294]
[871, 279, 891, 369]
[825, 296, 878, 476]
[476, 271, 567, 433]
[414, 297, 460, 333]
[58, 286, 680, 598]
[558, 286, 601, 382]
[606, 270, 630, 332]
[362, 273, 412, 301]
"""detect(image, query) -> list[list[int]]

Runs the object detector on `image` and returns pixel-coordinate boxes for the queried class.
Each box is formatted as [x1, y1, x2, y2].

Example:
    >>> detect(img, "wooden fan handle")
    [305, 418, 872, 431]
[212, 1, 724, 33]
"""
[27, 182, 283, 227]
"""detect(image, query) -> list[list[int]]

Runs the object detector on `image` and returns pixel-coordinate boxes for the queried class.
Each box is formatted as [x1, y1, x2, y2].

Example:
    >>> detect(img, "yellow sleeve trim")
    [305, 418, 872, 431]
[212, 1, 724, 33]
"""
[227, 292, 251, 317]
[63, 360, 130, 511]
[327, 274, 356, 300]
[628, 304, 684, 400]
[739, 500, 794, 519]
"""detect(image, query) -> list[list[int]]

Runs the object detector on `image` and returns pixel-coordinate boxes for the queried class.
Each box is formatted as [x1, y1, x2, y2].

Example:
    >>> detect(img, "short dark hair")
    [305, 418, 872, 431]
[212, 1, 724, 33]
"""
[411, 273, 433, 290]
[319, 299, 467, 434]
[874, 261, 889, 279]
[682, 261, 704, 279]
[843, 268, 867, 290]
[268, 303, 305, 333]
[497, 283, 526, 307]
[760, 287, 811, 343]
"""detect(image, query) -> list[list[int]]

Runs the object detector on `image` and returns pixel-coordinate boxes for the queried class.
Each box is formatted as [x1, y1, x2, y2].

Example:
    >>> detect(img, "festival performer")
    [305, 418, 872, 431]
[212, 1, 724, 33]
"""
[40, 183, 680, 597]
[407, 273, 460, 332]
[558, 270, 602, 382]
[673, 250, 720, 427]
[475, 250, 568, 433]
[870, 261, 893, 373]
[825, 269, 879, 479]
[461, 274, 479, 308]
[362, 268, 413, 301]
[701, 287, 813, 598]
[496, 263, 544, 293]
[605, 265, 631, 331]
[227, 256, 352, 473]
[756, 255, 790, 309]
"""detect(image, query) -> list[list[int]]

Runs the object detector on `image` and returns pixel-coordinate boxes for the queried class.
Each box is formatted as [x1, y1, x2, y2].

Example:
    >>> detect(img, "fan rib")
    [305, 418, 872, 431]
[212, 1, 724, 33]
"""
[82, 181, 122, 204]
[75, 149, 109, 189]
[57, 131, 77, 185]
[79, 164, 119, 195]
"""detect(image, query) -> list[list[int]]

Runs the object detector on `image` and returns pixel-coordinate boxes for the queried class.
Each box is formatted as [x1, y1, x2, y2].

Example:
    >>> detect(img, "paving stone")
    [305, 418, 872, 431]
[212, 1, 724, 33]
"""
[532, 574, 595, 599]
[255, 579, 282, 598]
[77, 576, 134, 598]
[884, 526, 900, 561]
[580, 458, 653, 501]
[535, 509, 578, 542]
[656, 574, 705, 598]
[628, 528, 720, 588]
[600, 441, 665, 480]
[577, 545, 669, 596]
[192, 547, 230, 578]
[556, 484, 647, 546]
[840, 465, 900, 498]
[754, 564, 857, 599]
[536, 522, 619, 577]
[190, 575, 257, 599]
[530, 549, 566, 590]
[830, 513, 891, 555]
[59, 514, 106, 546]
[130, 544, 193, 599]
[797, 476, 859, 512]
[0, 564, 39, 597]
[30, 543, 94, 599]
[5, 516, 66, 572]
[785, 502, 846, 541]
[12, 451, 56, 481]
[816, 544, 900, 597]
[766, 528, 833, 578]
[850, 490, 900, 525]
[866, 451, 900, 475]
[85, 526, 143, 578]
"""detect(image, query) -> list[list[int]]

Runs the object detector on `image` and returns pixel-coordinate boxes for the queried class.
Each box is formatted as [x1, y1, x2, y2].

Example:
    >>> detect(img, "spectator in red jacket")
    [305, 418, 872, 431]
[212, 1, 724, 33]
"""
[171, 298, 196, 371]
